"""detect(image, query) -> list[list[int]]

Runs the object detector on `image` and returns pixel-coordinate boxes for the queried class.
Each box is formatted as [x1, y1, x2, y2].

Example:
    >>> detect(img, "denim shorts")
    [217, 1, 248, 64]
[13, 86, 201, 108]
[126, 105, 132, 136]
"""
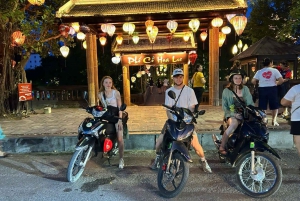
[258, 86, 279, 110]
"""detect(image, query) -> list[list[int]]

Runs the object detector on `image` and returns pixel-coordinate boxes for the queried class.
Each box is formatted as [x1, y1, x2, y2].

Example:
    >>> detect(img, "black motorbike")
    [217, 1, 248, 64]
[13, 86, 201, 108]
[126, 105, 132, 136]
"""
[156, 90, 199, 198]
[212, 93, 282, 198]
[66, 101, 127, 183]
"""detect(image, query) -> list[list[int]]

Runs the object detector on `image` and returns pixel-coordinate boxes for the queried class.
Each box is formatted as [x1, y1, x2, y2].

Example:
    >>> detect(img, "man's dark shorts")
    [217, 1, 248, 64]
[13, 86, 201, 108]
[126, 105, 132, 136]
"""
[258, 86, 279, 110]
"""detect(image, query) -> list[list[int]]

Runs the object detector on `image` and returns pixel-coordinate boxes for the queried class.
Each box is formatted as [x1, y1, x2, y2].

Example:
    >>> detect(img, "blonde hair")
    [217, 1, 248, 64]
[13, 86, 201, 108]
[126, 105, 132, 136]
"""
[99, 76, 117, 93]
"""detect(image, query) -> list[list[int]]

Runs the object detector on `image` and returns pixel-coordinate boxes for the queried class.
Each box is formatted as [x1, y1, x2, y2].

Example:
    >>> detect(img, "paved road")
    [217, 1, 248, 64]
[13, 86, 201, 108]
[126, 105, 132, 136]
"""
[0, 149, 299, 201]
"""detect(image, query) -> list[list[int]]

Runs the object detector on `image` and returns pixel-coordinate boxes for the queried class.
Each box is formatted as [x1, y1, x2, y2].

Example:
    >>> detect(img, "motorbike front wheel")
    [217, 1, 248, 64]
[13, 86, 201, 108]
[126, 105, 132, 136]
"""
[66, 145, 93, 182]
[236, 152, 282, 198]
[157, 152, 189, 198]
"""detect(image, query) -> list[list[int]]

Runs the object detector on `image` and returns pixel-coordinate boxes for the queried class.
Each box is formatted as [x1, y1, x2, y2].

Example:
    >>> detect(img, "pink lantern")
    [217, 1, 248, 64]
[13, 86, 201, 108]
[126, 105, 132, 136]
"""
[59, 24, 70, 37]
[189, 51, 197, 65]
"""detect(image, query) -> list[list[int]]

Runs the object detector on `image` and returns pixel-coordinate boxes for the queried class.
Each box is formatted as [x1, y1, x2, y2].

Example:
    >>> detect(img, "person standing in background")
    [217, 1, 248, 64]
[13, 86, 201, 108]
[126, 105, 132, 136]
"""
[191, 64, 206, 118]
[149, 77, 154, 94]
[228, 60, 249, 84]
[156, 79, 162, 94]
[162, 77, 169, 93]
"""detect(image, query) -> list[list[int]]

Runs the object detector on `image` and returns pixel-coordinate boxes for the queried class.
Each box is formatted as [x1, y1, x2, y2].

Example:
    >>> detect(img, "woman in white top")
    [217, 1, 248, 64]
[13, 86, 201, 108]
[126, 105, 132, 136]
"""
[98, 76, 124, 169]
[251, 58, 284, 126]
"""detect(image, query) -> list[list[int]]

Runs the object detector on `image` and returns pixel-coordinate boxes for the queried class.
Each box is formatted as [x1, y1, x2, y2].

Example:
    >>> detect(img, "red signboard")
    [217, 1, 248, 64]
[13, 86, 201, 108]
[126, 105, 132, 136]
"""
[121, 52, 188, 66]
[18, 83, 32, 101]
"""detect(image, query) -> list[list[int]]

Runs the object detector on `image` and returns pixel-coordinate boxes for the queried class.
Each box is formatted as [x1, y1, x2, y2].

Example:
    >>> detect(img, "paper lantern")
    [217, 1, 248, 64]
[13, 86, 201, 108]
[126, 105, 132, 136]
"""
[112, 56, 121, 64]
[132, 33, 139, 44]
[28, 0, 45, 5]
[219, 32, 226, 47]
[80, 25, 90, 33]
[226, 14, 236, 22]
[11, 31, 25, 46]
[230, 15, 247, 36]
[59, 24, 70, 37]
[237, 39, 243, 49]
[131, 76, 136, 83]
[76, 32, 85, 40]
[188, 51, 197, 65]
[232, 45, 238, 55]
[136, 71, 142, 78]
[60, 46, 69, 58]
[82, 41, 87, 49]
[68, 27, 76, 35]
[101, 24, 108, 33]
[211, 17, 223, 28]
[221, 26, 231, 34]
[123, 22, 135, 35]
[145, 20, 154, 28]
[243, 44, 248, 51]
[99, 36, 107, 46]
[148, 26, 158, 43]
[71, 22, 80, 32]
[189, 19, 200, 32]
[183, 32, 190, 42]
[200, 31, 207, 42]
[146, 65, 151, 70]
[116, 35, 123, 45]
[106, 24, 116, 36]
[167, 20, 178, 34]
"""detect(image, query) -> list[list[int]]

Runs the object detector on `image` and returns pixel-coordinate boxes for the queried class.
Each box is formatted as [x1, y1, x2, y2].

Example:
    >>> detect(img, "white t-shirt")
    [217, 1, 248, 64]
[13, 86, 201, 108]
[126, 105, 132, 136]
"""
[253, 67, 282, 87]
[165, 86, 197, 109]
[163, 79, 169, 86]
[283, 84, 300, 121]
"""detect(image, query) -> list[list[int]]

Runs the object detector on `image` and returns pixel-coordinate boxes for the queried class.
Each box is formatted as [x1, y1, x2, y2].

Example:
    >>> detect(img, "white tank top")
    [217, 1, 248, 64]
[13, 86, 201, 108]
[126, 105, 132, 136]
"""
[104, 90, 118, 107]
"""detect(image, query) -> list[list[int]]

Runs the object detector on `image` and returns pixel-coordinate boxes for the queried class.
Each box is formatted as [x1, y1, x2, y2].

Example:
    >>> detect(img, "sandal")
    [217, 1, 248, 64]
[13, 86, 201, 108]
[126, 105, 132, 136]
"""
[272, 121, 279, 126]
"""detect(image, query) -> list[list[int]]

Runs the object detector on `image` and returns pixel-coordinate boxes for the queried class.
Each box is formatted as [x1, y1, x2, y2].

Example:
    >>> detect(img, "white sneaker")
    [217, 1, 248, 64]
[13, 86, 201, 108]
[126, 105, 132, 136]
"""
[119, 158, 124, 169]
[201, 160, 212, 173]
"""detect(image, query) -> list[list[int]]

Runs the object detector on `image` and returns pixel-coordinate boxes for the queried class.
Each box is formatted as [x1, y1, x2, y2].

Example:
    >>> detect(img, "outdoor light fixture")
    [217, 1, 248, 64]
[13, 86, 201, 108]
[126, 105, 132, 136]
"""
[200, 31, 207, 42]
[116, 35, 123, 45]
[115, 53, 121, 57]
[71, 22, 80, 32]
[136, 71, 142, 78]
[106, 24, 116, 36]
[132, 33, 139, 44]
[131, 76, 136, 83]
[188, 19, 200, 32]
[183, 32, 190, 42]
[60, 46, 70, 58]
[237, 39, 243, 50]
[211, 17, 223, 28]
[167, 20, 178, 34]
[219, 32, 226, 47]
[77, 32, 85, 40]
[145, 20, 154, 28]
[11, 31, 25, 46]
[99, 36, 107, 46]
[226, 14, 236, 22]
[230, 15, 247, 36]
[112, 56, 121, 64]
[59, 24, 70, 37]
[188, 51, 197, 65]
[82, 41, 87, 49]
[68, 27, 75, 35]
[101, 24, 108, 33]
[243, 44, 248, 51]
[232, 44, 238, 55]
[123, 22, 135, 35]
[28, 0, 45, 6]
[221, 26, 231, 35]
[148, 26, 158, 43]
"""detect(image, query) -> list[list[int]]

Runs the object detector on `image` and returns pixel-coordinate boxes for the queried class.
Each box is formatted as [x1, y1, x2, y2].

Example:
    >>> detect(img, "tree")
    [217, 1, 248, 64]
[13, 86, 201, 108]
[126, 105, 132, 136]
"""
[0, 0, 73, 116]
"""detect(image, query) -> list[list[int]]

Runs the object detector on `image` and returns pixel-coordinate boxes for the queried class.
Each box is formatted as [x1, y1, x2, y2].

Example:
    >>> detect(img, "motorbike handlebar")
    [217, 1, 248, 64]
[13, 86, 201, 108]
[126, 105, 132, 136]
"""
[162, 104, 173, 110]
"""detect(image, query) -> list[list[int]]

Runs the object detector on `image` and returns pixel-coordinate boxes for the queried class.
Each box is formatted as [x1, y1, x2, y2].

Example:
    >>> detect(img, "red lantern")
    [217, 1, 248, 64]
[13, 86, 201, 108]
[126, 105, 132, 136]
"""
[59, 24, 70, 37]
[189, 51, 197, 65]
[11, 31, 26, 46]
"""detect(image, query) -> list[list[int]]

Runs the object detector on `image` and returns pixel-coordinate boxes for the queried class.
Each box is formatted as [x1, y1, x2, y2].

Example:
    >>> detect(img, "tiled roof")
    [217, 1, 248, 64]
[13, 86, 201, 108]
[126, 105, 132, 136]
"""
[58, 0, 247, 17]
[230, 36, 300, 61]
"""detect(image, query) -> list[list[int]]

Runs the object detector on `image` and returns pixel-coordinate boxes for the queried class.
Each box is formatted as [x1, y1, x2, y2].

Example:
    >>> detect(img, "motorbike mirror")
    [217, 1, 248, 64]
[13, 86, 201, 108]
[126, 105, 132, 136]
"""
[83, 91, 88, 100]
[167, 90, 176, 100]
[119, 103, 127, 111]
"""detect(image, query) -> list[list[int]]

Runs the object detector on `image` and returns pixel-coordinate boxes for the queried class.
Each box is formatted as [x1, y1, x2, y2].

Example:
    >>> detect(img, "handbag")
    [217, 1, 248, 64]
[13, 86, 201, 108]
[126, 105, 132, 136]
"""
[285, 106, 300, 125]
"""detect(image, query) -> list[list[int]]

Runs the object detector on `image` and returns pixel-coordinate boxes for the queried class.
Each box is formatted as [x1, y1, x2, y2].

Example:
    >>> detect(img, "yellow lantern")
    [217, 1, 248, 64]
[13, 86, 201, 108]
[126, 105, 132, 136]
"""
[82, 41, 87, 49]
[243, 44, 248, 51]
[211, 17, 223, 28]
[226, 14, 236, 22]
[60, 46, 69, 58]
[132, 33, 139, 44]
[221, 26, 231, 34]
[28, 0, 45, 6]
[131, 76, 136, 83]
[219, 32, 226, 47]
[101, 24, 108, 33]
[148, 26, 158, 43]
[232, 45, 238, 55]
[106, 24, 116, 36]
[71, 22, 80, 32]
[230, 15, 247, 36]
[123, 22, 135, 35]
[189, 19, 200, 32]
[237, 39, 243, 49]
[116, 35, 123, 45]
[145, 20, 154, 28]
[77, 32, 85, 40]
[167, 20, 178, 34]
[183, 32, 190, 42]
[11, 31, 26, 46]
[200, 31, 207, 42]
[99, 36, 107, 46]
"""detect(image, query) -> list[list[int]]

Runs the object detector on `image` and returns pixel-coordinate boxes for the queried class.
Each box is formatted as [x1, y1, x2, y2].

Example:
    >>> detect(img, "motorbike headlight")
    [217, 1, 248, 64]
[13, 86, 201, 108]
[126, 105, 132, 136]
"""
[182, 111, 193, 124]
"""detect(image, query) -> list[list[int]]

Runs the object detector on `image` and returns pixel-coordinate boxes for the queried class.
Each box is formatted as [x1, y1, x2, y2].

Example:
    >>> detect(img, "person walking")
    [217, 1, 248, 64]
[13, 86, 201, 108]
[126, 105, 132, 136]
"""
[191, 64, 206, 118]
[251, 58, 284, 126]
[281, 84, 300, 170]
[149, 77, 154, 94]
[156, 78, 162, 94]
[150, 68, 212, 173]
[220, 70, 254, 155]
[98, 76, 125, 169]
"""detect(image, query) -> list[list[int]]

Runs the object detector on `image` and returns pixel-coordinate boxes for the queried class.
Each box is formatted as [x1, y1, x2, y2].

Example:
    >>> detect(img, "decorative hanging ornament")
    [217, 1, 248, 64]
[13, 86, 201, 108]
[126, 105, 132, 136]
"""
[166, 20, 178, 34]
[99, 36, 107, 46]
[188, 51, 197, 65]
[243, 44, 248, 51]
[188, 19, 200, 32]
[136, 71, 142, 78]
[211, 17, 223, 28]
[76, 32, 86, 40]
[132, 32, 139, 44]
[71, 22, 80, 32]
[28, 0, 45, 6]
[80, 25, 90, 33]
[221, 26, 231, 34]
[11, 31, 26, 46]
[68, 27, 76, 35]
[131, 76, 136, 83]
[148, 26, 158, 43]
[106, 24, 116, 36]
[232, 44, 238, 55]
[200, 31, 207, 42]
[166, 34, 172, 43]
[116, 35, 123, 45]
[82, 41, 87, 49]
[123, 22, 135, 35]
[237, 39, 243, 49]
[219, 32, 226, 47]
[101, 24, 108, 33]
[146, 65, 151, 70]
[59, 24, 70, 37]
[60, 46, 69, 58]
[145, 20, 154, 28]
[183, 32, 190, 42]
[112, 56, 121, 64]
[230, 15, 247, 36]
[226, 14, 236, 22]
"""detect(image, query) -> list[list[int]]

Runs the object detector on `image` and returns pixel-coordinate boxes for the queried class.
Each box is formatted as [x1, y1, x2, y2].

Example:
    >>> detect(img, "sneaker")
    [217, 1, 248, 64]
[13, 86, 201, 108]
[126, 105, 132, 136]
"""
[150, 155, 160, 170]
[201, 160, 212, 173]
[119, 158, 124, 169]
[272, 121, 279, 126]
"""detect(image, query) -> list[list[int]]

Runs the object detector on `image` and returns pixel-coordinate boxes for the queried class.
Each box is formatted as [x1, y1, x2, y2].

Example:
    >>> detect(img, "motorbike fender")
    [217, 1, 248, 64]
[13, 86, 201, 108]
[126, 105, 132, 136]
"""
[75, 136, 95, 150]
[171, 141, 192, 162]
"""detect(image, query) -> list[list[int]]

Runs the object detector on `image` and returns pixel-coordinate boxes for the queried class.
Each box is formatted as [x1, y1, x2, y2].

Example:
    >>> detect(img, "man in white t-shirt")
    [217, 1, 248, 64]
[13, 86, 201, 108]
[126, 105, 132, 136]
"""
[150, 69, 212, 173]
[281, 84, 300, 170]
[162, 77, 169, 92]
[251, 58, 284, 126]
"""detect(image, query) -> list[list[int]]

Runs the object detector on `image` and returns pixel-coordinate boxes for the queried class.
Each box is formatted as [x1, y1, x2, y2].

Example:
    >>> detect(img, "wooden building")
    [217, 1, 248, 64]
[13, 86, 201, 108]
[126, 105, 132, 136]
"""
[57, 0, 248, 106]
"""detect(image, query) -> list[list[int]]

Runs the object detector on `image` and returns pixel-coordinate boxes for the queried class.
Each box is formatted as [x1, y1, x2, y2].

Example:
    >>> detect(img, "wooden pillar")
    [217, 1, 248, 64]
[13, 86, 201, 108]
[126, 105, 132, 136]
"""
[92, 34, 99, 105]
[209, 27, 220, 106]
[183, 63, 188, 86]
[123, 65, 130, 106]
[86, 33, 96, 106]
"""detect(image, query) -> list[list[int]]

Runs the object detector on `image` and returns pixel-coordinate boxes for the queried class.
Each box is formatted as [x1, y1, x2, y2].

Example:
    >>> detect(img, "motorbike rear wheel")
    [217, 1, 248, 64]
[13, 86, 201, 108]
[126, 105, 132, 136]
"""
[66, 145, 93, 182]
[157, 153, 189, 198]
[236, 152, 282, 198]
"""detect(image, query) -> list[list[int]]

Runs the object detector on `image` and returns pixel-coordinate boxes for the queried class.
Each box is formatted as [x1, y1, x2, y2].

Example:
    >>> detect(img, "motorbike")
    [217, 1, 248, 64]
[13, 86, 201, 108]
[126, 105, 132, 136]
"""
[156, 90, 200, 198]
[66, 94, 127, 183]
[212, 92, 282, 198]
